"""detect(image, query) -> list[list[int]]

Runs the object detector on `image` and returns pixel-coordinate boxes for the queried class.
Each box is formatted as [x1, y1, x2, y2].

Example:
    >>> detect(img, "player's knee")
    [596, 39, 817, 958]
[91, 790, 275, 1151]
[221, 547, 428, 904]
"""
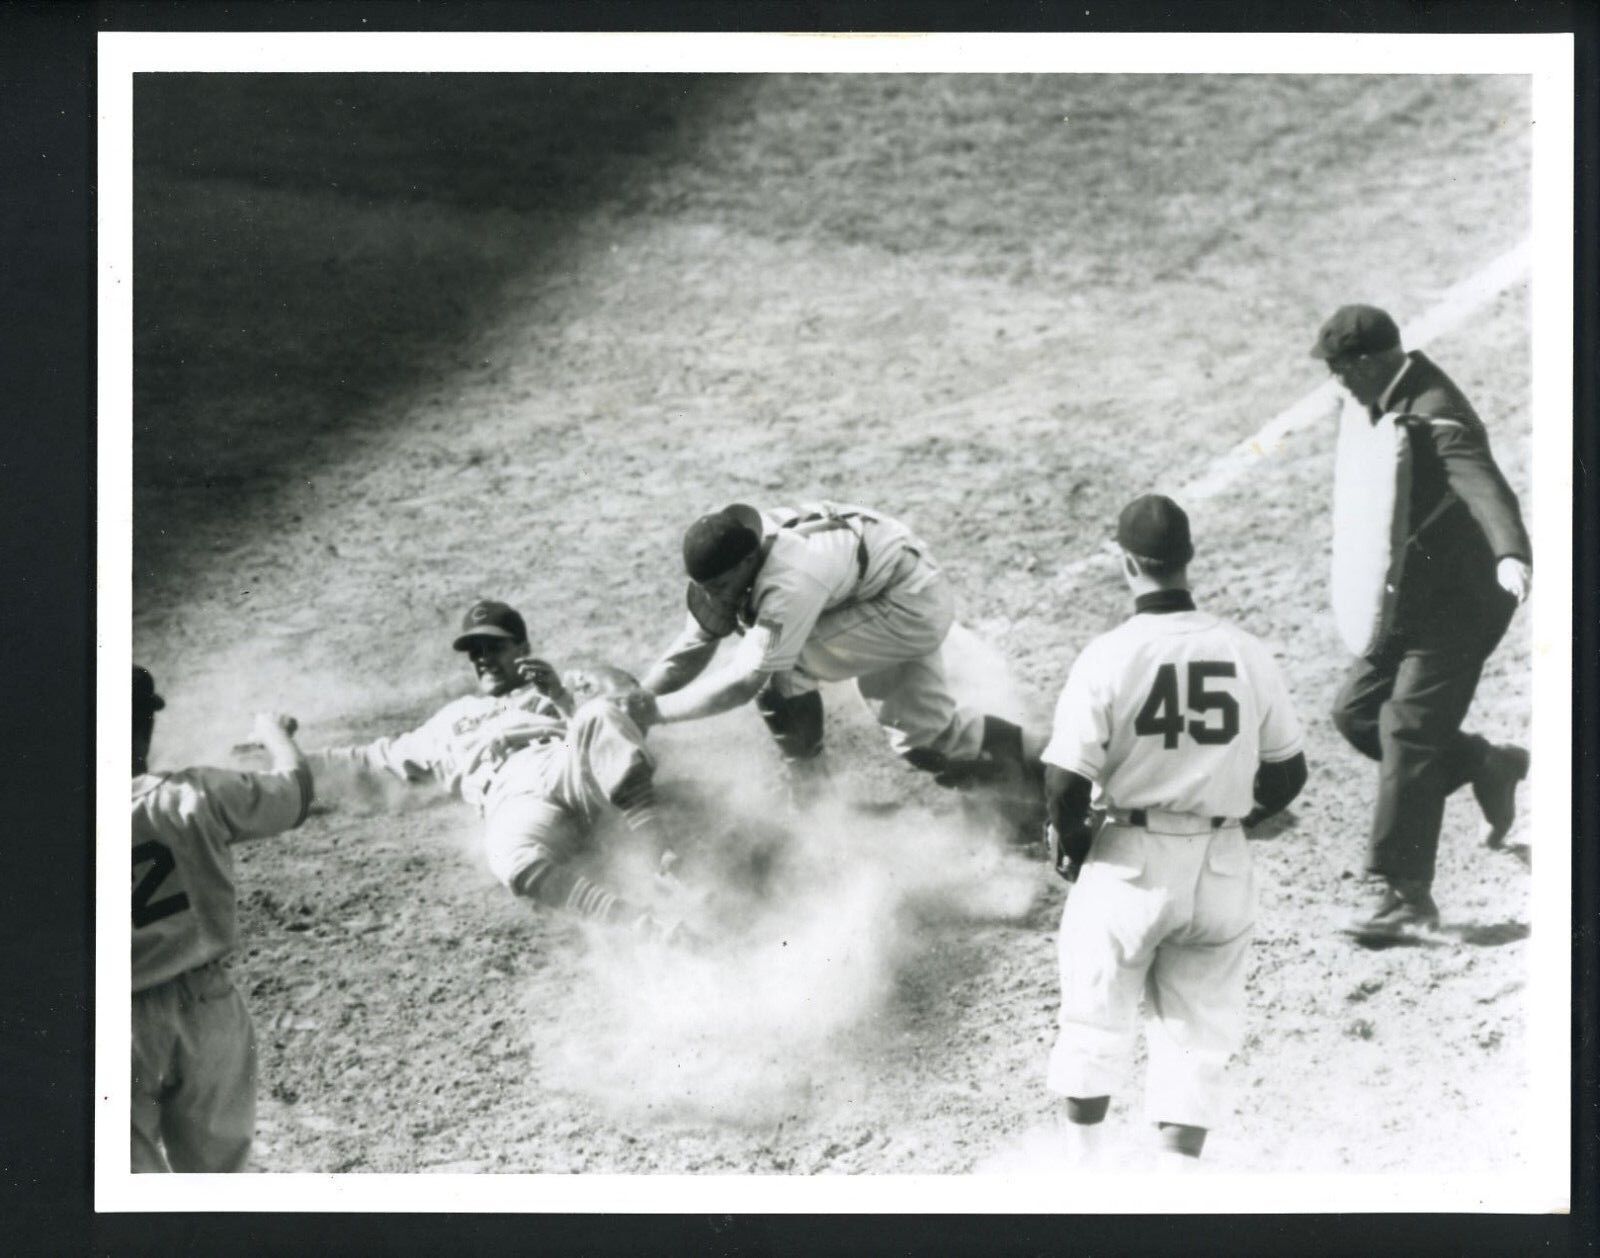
[756, 686, 824, 761]
[606, 758, 656, 810]
[506, 847, 563, 902]
[1331, 695, 1374, 750]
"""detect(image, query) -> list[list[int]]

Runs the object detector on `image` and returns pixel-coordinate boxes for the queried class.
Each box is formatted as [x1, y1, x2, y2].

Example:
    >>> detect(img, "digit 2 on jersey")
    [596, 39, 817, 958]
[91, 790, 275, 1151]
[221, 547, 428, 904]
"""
[1134, 662, 1239, 748]
[133, 839, 191, 927]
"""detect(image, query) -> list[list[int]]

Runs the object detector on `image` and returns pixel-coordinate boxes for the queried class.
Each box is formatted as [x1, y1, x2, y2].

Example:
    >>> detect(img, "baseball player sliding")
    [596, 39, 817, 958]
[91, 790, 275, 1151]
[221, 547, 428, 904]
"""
[629, 501, 1043, 817]
[131, 666, 314, 1172]
[307, 600, 692, 943]
[1042, 495, 1307, 1165]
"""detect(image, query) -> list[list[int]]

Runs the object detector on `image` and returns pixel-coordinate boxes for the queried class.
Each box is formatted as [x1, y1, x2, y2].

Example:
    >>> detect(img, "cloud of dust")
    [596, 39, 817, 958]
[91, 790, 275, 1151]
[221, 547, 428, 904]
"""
[136, 637, 457, 806]
[537, 710, 1044, 1129]
[940, 621, 1028, 720]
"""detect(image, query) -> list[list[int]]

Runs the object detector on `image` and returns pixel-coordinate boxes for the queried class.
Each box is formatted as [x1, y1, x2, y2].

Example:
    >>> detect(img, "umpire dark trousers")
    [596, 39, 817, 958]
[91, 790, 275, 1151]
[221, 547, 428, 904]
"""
[1331, 597, 1514, 885]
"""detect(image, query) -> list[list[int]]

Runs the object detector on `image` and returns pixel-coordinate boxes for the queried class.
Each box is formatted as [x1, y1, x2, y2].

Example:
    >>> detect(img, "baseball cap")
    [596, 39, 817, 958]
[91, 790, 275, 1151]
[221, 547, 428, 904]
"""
[133, 666, 165, 716]
[1310, 304, 1402, 361]
[682, 504, 764, 582]
[451, 599, 528, 651]
[1116, 494, 1194, 566]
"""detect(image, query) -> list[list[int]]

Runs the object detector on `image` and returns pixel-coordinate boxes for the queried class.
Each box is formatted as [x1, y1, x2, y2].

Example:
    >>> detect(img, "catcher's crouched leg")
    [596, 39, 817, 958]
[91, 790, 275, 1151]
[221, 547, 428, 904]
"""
[903, 716, 1045, 850]
[755, 685, 832, 810]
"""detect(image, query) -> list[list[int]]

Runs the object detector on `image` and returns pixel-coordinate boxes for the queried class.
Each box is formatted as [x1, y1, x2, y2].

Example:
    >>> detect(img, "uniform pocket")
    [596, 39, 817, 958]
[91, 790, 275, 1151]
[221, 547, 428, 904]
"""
[1089, 825, 1146, 880]
[187, 961, 238, 1003]
[1205, 830, 1251, 877]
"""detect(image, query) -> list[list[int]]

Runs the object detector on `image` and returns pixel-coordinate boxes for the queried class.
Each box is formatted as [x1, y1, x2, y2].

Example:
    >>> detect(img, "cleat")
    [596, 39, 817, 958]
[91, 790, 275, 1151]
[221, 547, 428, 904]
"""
[1473, 744, 1530, 850]
[1341, 878, 1440, 944]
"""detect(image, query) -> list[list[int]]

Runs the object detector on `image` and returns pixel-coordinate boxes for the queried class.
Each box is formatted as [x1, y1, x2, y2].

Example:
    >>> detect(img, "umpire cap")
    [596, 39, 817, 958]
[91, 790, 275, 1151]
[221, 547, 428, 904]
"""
[682, 504, 764, 582]
[1116, 494, 1194, 567]
[1310, 304, 1402, 361]
[133, 666, 165, 717]
[451, 599, 529, 651]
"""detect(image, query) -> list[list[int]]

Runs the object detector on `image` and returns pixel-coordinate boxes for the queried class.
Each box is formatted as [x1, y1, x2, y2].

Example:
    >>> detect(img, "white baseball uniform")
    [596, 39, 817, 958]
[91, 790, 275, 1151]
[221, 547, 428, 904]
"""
[657, 502, 986, 759]
[131, 762, 314, 1172]
[1043, 596, 1303, 1130]
[314, 686, 654, 901]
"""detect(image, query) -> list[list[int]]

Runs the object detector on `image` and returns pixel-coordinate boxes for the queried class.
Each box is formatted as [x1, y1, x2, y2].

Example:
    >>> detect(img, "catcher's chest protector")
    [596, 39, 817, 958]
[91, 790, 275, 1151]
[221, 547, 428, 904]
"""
[1330, 404, 1413, 656]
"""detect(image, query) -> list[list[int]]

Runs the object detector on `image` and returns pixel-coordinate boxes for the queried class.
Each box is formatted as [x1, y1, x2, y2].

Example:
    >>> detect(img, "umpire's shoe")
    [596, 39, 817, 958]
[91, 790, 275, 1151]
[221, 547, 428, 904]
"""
[1342, 877, 1441, 944]
[1473, 743, 1530, 850]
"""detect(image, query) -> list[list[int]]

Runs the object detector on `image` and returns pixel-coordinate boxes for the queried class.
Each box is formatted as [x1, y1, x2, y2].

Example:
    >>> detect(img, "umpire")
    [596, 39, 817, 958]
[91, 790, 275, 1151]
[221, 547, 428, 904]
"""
[1312, 304, 1532, 943]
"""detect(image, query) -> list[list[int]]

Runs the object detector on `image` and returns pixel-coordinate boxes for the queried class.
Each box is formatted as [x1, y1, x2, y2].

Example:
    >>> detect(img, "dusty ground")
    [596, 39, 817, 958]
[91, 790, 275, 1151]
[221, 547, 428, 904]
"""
[128, 73, 1540, 1176]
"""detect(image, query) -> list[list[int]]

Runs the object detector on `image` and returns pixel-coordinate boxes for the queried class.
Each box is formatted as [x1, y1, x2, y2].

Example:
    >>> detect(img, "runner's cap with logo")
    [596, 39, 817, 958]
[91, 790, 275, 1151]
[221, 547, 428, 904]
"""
[451, 600, 528, 650]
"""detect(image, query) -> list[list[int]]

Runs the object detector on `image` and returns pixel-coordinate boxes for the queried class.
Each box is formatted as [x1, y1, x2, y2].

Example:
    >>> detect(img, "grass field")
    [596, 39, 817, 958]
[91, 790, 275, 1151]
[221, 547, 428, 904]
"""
[129, 71, 1537, 1177]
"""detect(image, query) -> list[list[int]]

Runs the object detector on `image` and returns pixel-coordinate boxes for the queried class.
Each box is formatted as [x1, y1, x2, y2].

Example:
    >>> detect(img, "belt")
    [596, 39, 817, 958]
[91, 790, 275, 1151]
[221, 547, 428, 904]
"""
[134, 954, 228, 998]
[1107, 807, 1237, 834]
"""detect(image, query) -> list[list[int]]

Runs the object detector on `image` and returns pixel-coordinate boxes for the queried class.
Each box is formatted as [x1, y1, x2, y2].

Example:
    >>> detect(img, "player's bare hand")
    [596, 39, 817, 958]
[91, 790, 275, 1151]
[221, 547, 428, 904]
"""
[614, 686, 662, 730]
[251, 712, 300, 741]
[515, 657, 568, 699]
[1496, 557, 1531, 605]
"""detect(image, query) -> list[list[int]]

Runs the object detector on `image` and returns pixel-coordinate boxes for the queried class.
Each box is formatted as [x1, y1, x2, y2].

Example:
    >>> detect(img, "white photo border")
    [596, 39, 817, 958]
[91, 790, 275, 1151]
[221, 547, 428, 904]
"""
[96, 29, 1575, 1214]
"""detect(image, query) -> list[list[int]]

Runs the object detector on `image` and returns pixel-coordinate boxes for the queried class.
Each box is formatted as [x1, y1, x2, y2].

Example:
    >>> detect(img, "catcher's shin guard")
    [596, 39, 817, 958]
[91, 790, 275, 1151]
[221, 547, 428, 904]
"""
[904, 717, 1031, 789]
[980, 715, 1026, 767]
[907, 716, 1045, 852]
[755, 687, 825, 763]
[755, 687, 830, 811]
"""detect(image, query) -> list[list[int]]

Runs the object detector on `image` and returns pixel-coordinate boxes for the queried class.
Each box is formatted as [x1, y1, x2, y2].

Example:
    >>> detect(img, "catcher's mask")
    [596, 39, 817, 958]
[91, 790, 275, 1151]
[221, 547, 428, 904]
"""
[683, 503, 766, 637]
[686, 578, 748, 638]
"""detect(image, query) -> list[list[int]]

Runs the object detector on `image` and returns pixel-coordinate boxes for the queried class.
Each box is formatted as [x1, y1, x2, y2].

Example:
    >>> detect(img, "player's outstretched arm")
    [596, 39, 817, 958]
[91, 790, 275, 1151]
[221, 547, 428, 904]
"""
[212, 713, 315, 840]
[640, 616, 721, 696]
[306, 718, 444, 795]
[252, 711, 306, 776]
[649, 662, 770, 727]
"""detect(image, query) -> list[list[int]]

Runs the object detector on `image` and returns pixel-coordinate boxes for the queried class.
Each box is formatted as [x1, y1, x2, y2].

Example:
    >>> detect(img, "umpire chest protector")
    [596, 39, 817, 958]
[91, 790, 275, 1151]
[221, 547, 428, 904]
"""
[1329, 404, 1457, 656]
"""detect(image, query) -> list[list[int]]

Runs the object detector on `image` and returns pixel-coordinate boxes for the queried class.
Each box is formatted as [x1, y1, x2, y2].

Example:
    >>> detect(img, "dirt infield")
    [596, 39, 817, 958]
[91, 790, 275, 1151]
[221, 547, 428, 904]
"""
[130, 73, 1535, 1175]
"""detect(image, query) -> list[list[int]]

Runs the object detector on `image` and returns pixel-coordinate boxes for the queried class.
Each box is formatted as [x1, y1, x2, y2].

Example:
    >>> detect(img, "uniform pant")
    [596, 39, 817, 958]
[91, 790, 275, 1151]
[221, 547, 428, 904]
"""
[481, 698, 654, 891]
[1331, 602, 1513, 885]
[131, 958, 256, 1173]
[1048, 822, 1255, 1132]
[767, 565, 987, 762]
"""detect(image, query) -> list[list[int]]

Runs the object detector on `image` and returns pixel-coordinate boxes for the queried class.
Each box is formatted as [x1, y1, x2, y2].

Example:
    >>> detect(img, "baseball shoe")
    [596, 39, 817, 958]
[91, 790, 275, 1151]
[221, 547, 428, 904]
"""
[631, 911, 709, 951]
[1341, 878, 1440, 944]
[1472, 743, 1530, 849]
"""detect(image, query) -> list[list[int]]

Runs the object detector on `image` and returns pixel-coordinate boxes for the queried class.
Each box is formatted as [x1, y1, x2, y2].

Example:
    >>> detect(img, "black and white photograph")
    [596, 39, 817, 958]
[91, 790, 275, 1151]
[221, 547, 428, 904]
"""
[97, 31, 1574, 1213]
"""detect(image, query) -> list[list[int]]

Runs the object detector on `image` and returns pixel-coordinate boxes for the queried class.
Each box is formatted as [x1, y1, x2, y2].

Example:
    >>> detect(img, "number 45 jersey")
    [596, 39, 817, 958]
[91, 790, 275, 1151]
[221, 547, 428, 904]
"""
[1043, 606, 1303, 820]
[131, 766, 313, 993]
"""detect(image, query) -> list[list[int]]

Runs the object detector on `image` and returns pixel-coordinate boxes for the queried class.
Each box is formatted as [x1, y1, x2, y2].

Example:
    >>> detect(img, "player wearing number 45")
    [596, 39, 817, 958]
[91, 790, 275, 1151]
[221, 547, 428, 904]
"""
[1041, 496, 1307, 1166]
[130, 666, 314, 1173]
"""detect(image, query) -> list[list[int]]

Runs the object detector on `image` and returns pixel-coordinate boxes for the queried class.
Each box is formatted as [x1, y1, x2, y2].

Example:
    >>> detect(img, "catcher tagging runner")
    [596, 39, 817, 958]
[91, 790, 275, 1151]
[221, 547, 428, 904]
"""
[131, 666, 314, 1172]
[1042, 495, 1307, 1165]
[307, 600, 692, 943]
[631, 500, 1043, 818]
